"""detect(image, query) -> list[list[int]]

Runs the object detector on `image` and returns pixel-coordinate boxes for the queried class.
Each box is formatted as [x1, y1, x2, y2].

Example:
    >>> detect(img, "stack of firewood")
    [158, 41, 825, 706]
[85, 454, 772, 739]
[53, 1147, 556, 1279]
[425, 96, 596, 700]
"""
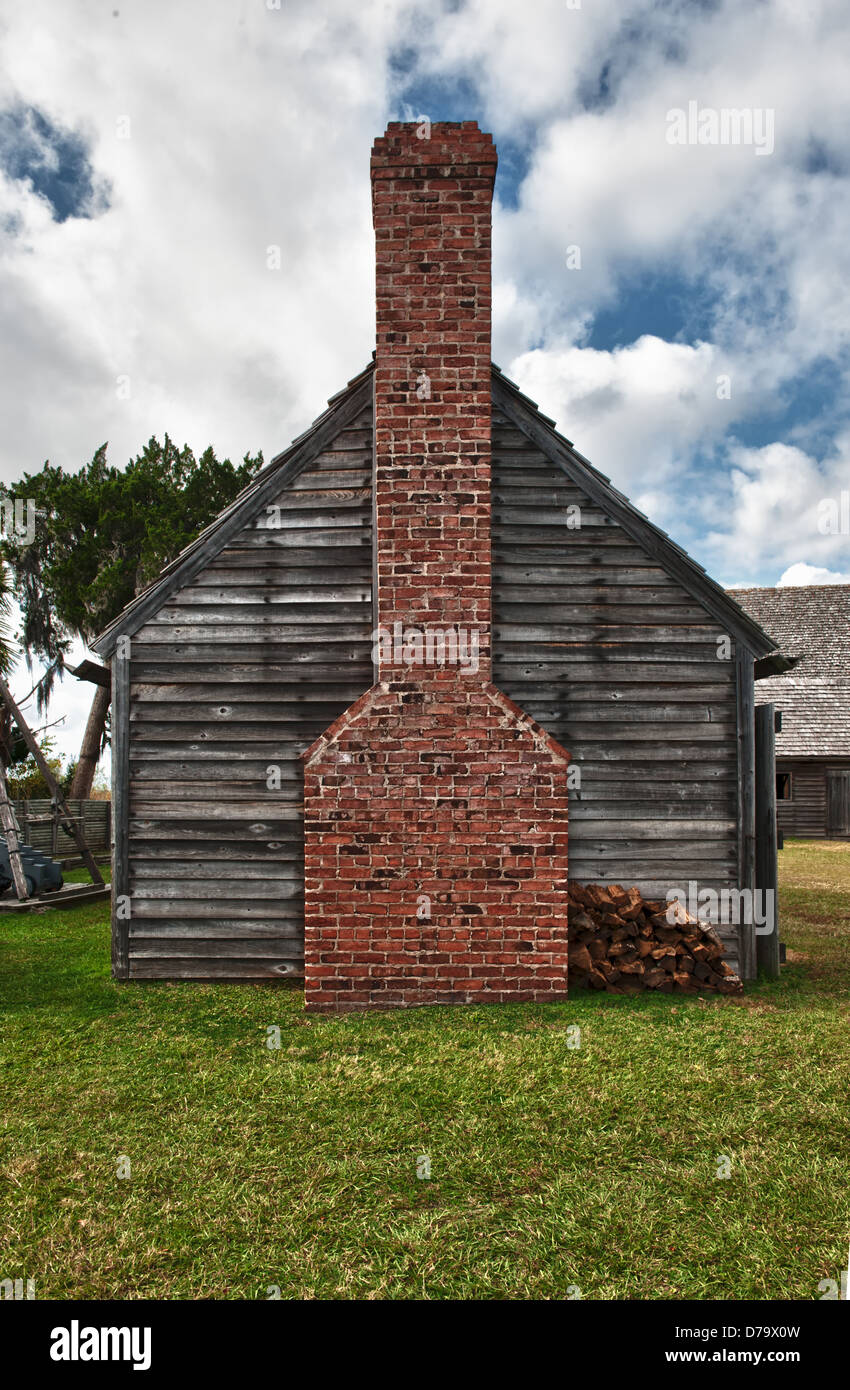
[567, 882, 743, 995]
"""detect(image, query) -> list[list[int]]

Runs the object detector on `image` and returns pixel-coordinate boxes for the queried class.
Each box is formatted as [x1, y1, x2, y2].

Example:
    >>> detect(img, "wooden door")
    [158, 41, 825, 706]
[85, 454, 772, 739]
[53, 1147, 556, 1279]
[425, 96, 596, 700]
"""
[826, 771, 850, 837]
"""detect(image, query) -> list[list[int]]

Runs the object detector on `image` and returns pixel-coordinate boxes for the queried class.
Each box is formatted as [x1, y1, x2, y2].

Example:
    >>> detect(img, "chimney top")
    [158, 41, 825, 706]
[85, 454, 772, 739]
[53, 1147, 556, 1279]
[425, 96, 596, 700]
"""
[370, 121, 497, 183]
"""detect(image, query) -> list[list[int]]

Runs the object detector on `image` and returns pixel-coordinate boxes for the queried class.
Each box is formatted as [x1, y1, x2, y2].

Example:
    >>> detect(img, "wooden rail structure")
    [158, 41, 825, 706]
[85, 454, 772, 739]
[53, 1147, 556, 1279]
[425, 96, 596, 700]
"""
[0, 673, 104, 895]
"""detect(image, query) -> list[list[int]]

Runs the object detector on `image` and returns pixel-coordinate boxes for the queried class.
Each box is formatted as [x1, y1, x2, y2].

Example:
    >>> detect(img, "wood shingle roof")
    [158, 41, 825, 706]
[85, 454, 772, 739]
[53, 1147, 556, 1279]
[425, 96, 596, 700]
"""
[727, 584, 850, 757]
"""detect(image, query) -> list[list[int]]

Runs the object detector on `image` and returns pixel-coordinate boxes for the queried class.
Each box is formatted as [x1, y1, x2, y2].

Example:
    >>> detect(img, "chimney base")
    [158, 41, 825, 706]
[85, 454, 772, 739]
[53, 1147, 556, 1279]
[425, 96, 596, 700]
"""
[302, 681, 570, 1013]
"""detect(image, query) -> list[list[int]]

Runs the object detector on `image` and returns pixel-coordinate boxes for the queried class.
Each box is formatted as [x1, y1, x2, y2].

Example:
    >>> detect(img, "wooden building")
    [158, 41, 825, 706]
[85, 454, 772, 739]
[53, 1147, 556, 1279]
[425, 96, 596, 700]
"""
[93, 122, 779, 997]
[728, 585, 850, 839]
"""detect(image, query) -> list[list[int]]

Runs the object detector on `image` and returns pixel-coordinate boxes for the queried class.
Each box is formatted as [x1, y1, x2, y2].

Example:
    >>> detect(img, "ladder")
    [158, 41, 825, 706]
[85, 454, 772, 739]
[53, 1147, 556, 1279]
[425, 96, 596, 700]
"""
[0, 759, 29, 899]
[0, 674, 104, 888]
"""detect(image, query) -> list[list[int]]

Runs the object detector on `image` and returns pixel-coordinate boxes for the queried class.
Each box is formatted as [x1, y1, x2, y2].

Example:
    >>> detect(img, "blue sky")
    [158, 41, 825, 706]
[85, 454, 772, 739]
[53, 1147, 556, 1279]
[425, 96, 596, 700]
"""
[0, 101, 109, 223]
[0, 0, 849, 759]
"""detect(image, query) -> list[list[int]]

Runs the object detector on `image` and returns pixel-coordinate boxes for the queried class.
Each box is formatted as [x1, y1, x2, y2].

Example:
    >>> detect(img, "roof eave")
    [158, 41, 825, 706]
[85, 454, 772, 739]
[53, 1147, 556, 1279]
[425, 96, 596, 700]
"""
[754, 653, 800, 680]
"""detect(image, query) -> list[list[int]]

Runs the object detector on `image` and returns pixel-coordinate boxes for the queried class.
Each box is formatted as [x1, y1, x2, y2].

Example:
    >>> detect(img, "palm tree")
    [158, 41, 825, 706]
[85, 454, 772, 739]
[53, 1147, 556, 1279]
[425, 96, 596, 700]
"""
[0, 564, 15, 672]
[0, 563, 21, 769]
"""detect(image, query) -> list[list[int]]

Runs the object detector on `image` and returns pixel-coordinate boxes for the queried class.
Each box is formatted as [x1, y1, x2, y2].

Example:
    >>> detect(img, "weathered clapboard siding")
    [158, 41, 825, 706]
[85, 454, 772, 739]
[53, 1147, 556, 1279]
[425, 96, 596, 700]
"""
[115, 380, 764, 983]
[489, 410, 744, 973]
[125, 408, 374, 979]
[775, 760, 847, 839]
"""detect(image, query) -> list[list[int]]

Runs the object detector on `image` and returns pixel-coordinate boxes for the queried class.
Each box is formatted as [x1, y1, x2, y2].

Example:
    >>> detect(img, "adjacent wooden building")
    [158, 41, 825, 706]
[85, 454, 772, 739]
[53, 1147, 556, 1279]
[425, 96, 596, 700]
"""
[729, 584, 850, 839]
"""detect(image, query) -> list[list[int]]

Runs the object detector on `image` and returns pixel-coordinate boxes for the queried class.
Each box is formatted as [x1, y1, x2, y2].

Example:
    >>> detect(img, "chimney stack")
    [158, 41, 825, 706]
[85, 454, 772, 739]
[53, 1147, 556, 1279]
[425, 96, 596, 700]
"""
[371, 122, 497, 680]
[302, 123, 570, 1013]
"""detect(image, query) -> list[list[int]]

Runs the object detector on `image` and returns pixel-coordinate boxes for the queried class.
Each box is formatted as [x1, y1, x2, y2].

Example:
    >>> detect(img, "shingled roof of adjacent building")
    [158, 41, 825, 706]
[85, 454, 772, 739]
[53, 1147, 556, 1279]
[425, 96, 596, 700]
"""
[727, 584, 850, 757]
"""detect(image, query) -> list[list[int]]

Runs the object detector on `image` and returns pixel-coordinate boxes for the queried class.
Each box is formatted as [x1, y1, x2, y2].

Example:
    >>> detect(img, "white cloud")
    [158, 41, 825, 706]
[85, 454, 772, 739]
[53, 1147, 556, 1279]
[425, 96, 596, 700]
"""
[703, 436, 850, 583]
[777, 562, 850, 586]
[0, 0, 412, 479]
[479, 0, 850, 425]
[505, 335, 730, 493]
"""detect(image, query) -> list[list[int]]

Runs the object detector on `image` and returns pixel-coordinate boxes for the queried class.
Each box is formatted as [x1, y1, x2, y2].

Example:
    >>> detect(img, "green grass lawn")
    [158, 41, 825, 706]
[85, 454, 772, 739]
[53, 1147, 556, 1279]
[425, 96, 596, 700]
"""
[1, 843, 848, 1301]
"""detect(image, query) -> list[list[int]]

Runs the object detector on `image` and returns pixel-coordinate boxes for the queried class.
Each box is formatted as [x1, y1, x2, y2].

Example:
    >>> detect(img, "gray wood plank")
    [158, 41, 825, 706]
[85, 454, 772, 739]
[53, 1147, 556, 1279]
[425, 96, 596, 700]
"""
[129, 961, 303, 979]
[755, 703, 780, 979]
[736, 645, 757, 980]
[112, 652, 130, 980]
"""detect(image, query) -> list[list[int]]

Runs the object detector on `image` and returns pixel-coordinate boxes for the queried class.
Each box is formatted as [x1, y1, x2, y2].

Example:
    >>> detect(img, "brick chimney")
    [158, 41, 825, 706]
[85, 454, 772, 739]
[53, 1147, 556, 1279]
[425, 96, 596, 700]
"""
[371, 121, 495, 680]
[302, 122, 570, 1012]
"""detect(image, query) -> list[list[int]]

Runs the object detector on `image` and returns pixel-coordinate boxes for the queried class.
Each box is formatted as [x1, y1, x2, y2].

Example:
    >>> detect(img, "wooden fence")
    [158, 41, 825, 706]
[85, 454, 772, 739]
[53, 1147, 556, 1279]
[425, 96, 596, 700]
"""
[9, 799, 111, 858]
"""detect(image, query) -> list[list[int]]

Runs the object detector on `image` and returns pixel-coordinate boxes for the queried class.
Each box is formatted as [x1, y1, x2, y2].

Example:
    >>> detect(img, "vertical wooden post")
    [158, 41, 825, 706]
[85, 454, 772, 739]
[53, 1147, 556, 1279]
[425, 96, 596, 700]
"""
[0, 764, 29, 899]
[736, 645, 756, 980]
[111, 651, 130, 980]
[755, 703, 781, 979]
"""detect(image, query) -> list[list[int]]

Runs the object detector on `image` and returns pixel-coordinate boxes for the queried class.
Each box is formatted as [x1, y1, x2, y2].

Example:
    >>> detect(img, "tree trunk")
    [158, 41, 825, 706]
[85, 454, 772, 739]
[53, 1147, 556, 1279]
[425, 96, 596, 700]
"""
[70, 685, 111, 800]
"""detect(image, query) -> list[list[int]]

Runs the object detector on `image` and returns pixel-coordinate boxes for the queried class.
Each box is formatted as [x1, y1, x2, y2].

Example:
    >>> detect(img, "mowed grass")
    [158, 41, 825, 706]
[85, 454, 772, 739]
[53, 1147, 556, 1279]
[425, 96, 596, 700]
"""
[1, 844, 849, 1301]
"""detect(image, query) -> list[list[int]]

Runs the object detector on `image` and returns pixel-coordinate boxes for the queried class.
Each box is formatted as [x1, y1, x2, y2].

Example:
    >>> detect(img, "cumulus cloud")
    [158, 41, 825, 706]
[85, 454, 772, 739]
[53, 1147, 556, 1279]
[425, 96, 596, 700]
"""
[505, 335, 732, 493]
[702, 435, 850, 584]
[461, 0, 850, 498]
[0, 0, 412, 483]
[778, 562, 850, 586]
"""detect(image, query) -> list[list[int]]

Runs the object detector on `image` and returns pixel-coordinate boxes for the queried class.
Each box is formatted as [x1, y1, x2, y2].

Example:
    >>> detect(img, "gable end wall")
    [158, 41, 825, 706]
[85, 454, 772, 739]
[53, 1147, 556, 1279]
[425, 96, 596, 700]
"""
[114, 392, 749, 981]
